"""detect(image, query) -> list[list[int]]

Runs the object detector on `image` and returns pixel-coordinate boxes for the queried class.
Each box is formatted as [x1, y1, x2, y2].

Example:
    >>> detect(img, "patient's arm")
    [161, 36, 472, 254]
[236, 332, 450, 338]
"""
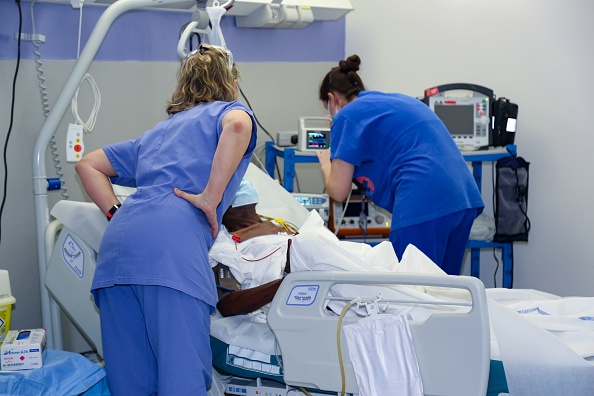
[217, 279, 283, 317]
[216, 239, 292, 317]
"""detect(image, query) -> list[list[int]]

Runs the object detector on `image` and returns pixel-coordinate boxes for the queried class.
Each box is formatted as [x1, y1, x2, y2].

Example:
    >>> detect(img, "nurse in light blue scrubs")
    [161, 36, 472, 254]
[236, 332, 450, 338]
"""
[76, 45, 257, 395]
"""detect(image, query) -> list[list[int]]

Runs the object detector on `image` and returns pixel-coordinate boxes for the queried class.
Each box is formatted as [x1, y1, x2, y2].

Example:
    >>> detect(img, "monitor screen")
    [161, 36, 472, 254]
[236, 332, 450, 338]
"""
[306, 130, 329, 149]
[344, 200, 368, 217]
[434, 104, 474, 136]
[294, 196, 312, 206]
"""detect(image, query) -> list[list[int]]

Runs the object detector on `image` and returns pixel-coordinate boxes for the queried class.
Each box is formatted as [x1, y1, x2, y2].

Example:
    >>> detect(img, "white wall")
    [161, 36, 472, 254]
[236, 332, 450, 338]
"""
[346, 0, 594, 296]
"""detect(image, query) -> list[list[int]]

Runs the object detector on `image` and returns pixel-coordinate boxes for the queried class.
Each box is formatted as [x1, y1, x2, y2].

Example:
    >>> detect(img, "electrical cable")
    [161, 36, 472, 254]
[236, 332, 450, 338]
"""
[294, 172, 301, 193]
[237, 86, 274, 141]
[237, 84, 283, 184]
[359, 194, 368, 243]
[72, 3, 101, 135]
[250, 143, 267, 171]
[491, 162, 497, 286]
[1, 0, 23, 247]
[30, 0, 69, 200]
[492, 248, 500, 288]
[71, 73, 101, 134]
[333, 189, 352, 236]
[179, 20, 203, 53]
[189, 27, 202, 51]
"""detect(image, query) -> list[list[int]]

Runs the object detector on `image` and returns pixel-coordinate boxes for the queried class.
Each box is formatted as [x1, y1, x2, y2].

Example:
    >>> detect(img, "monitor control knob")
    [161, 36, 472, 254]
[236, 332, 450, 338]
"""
[480, 115, 490, 125]
[375, 215, 384, 224]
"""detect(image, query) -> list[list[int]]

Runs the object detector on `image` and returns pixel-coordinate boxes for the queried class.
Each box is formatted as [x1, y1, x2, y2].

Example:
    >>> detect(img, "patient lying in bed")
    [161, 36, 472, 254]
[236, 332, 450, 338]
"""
[212, 183, 418, 318]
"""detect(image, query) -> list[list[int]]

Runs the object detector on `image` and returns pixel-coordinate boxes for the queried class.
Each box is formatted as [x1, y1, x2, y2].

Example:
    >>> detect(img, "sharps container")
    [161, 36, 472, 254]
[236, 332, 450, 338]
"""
[0, 270, 16, 344]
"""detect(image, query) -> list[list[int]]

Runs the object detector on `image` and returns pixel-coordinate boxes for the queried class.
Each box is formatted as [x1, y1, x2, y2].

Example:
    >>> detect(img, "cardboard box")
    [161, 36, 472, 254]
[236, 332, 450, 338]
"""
[1, 329, 46, 370]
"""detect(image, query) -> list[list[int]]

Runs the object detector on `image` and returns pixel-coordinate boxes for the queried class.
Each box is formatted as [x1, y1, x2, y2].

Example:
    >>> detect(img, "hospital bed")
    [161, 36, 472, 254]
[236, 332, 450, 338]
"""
[43, 164, 594, 396]
[45, 214, 491, 395]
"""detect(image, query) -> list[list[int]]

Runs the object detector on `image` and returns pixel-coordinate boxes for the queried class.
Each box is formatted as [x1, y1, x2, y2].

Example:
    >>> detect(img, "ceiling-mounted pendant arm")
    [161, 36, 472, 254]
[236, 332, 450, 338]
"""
[207, 1, 228, 48]
[219, 0, 235, 9]
[177, 10, 212, 59]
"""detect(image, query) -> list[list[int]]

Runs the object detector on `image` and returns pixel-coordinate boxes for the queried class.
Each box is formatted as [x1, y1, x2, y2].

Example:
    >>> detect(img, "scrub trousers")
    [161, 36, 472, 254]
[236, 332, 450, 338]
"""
[95, 285, 213, 396]
[390, 208, 480, 275]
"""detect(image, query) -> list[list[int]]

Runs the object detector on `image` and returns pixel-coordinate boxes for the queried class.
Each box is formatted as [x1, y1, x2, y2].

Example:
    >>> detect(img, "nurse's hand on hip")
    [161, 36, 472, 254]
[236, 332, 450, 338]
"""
[174, 188, 220, 237]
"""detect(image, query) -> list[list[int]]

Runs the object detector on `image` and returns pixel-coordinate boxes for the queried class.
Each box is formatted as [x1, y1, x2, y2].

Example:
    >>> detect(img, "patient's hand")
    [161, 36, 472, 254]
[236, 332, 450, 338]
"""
[232, 222, 287, 242]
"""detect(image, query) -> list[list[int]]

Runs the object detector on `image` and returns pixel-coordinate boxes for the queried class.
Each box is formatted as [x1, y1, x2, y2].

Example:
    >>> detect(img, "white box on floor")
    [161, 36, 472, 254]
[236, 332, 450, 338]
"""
[1, 329, 46, 370]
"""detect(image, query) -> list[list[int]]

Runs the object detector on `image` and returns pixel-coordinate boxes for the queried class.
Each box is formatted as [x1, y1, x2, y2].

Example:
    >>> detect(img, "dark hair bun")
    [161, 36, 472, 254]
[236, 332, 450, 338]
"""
[339, 54, 361, 73]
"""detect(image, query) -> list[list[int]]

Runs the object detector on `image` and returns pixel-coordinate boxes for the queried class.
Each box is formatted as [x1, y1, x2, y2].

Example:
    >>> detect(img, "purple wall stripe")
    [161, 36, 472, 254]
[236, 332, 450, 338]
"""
[0, 2, 345, 62]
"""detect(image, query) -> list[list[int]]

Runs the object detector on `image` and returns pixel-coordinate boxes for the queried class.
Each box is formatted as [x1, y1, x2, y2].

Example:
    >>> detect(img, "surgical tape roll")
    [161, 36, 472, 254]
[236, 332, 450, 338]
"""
[343, 314, 424, 396]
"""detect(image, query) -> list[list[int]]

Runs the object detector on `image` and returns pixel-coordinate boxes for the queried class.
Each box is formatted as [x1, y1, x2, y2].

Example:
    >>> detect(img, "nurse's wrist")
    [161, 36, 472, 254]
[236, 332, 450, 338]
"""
[106, 204, 122, 221]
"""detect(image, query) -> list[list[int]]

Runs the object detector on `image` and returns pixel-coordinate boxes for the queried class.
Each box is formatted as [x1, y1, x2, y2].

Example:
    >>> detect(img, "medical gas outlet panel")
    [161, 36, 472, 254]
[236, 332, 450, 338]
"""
[328, 197, 392, 238]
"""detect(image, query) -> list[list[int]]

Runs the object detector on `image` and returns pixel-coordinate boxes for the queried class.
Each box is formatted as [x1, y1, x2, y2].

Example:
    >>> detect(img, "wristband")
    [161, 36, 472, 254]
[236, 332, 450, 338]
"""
[106, 204, 122, 221]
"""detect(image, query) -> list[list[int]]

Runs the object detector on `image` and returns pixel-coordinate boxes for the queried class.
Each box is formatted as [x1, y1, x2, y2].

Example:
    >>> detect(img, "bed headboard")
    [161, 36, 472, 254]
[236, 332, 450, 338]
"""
[267, 271, 490, 396]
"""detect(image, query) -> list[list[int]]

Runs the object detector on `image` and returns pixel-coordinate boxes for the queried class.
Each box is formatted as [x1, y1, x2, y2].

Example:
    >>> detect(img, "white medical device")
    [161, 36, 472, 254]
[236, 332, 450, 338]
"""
[423, 83, 494, 150]
[291, 193, 329, 223]
[297, 117, 331, 152]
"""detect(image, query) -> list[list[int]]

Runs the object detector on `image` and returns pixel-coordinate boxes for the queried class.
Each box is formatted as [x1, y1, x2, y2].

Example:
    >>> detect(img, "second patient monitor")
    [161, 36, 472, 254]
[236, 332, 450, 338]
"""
[297, 117, 331, 152]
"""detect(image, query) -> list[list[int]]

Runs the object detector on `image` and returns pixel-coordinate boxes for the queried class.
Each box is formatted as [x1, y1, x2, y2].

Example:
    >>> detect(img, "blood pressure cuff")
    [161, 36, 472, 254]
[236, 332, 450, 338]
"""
[494, 156, 530, 242]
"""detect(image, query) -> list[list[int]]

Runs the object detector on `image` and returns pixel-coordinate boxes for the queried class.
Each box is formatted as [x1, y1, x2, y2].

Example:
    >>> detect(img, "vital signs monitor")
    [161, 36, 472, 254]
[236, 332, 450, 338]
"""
[423, 83, 494, 149]
[297, 117, 331, 152]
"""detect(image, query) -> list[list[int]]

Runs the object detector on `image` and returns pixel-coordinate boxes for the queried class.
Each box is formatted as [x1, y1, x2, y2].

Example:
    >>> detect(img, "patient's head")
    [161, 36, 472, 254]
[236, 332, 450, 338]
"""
[230, 179, 259, 208]
[223, 179, 262, 232]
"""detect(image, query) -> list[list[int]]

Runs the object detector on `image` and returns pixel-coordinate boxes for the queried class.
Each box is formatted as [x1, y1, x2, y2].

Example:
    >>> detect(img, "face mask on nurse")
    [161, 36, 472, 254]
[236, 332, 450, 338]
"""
[327, 94, 342, 118]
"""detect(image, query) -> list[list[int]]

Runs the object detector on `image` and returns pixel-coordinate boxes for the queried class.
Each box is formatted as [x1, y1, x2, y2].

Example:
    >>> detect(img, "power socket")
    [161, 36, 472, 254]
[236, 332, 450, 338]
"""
[276, 131, 298, 147]
[66, 124, 85, 162]
[14, 33, 46, 43]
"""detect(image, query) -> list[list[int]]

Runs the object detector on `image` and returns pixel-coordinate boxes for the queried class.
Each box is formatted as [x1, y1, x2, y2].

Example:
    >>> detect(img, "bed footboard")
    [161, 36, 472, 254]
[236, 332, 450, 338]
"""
[267, 271, 490, 396]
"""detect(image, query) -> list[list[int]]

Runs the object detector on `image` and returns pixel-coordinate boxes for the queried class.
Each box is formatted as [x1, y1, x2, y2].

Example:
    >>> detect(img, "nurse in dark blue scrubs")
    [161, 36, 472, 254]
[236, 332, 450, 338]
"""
[316, 55, 484, 276]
